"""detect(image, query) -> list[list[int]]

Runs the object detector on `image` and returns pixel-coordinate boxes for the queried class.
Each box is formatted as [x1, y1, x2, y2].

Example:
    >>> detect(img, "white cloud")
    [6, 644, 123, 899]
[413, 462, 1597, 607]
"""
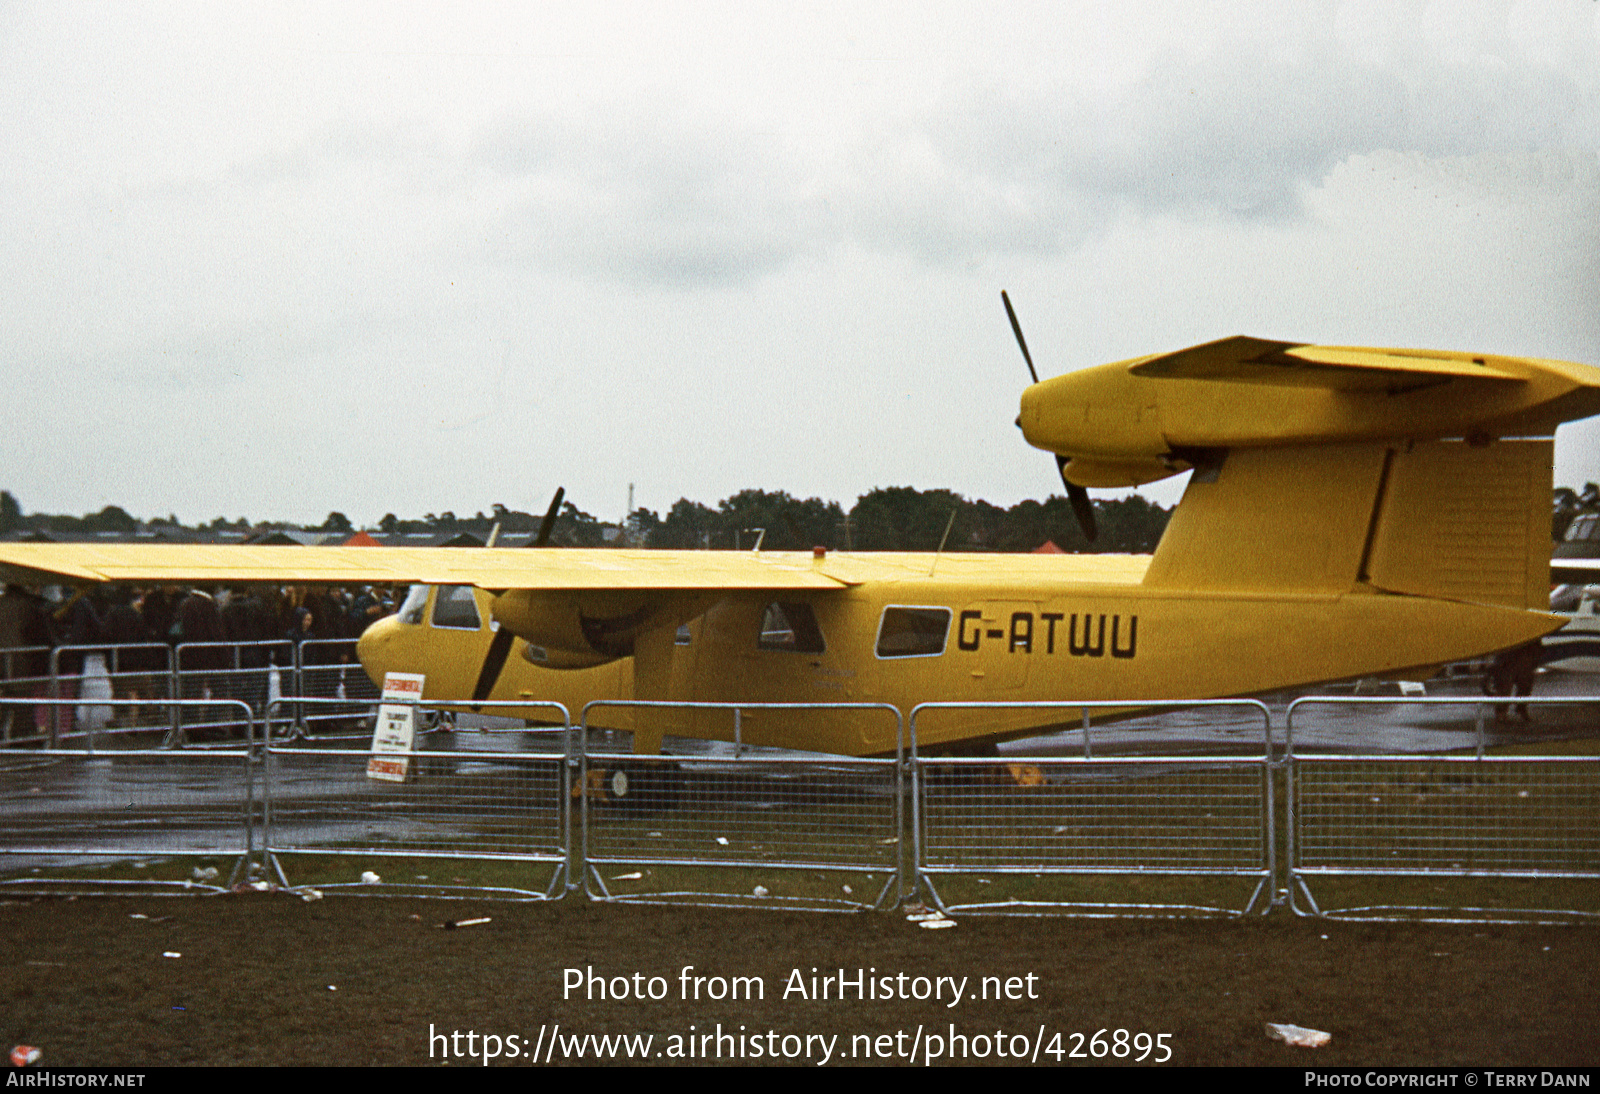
[0, 1, 1596, 522]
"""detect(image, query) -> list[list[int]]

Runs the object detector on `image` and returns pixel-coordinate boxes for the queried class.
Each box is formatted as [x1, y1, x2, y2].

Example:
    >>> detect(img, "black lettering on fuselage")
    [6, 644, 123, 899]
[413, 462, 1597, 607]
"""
[957, 610, 982, 651]
[1111, 615, 1137, 659]
[951, 610, 1138, 659]
[1040, 613, 1063, 654]
[1009, 612, 1032, 653]
[1069, 614, 1105, 657]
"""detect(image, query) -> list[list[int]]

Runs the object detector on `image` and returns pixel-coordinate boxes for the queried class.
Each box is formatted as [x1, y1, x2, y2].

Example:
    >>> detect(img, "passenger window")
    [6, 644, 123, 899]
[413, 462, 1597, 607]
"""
[431, 585, 482, 630]
[397, 584, 429, 625]
[876, 606, 951, 658]
[758, 602, 826, 653]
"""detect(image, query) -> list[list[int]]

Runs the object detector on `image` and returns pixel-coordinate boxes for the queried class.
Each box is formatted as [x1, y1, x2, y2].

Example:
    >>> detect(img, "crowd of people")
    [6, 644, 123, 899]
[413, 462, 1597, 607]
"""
[0, 583, 399, 741]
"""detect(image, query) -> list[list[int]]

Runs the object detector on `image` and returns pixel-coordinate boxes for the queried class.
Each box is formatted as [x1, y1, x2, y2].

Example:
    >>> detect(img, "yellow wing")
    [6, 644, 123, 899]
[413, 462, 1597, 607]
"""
[0, 543, 860, 591]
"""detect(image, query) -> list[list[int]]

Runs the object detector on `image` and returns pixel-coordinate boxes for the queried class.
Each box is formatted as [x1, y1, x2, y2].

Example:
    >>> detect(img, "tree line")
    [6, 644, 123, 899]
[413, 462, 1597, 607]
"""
[0, 487, 1172, 554]
[13, 477, 1598, 551]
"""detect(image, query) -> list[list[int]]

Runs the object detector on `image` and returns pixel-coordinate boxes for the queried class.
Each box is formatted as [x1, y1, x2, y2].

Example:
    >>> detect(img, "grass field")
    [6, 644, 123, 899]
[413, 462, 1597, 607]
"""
[2, 889, 1597, 1067]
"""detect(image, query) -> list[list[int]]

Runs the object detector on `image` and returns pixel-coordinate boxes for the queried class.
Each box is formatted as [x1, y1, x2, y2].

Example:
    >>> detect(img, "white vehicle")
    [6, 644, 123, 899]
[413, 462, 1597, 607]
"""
[1544, 584, 1600, 673]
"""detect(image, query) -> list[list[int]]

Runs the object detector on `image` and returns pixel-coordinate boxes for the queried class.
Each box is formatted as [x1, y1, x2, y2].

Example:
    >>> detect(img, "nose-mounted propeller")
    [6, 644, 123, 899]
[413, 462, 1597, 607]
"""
[470, 487, 565, 706]
[1002, 291, 1097, 544]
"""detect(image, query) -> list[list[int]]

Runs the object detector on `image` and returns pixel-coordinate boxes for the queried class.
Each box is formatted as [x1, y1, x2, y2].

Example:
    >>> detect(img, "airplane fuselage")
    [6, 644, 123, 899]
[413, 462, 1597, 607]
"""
[355, 552, 1558, 755]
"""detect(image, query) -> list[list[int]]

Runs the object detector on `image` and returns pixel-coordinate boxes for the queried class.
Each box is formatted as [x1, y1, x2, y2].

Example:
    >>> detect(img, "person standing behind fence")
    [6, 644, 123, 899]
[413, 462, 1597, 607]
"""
[1484, 641, 1542, 724]
[348, 586, 388, 636]
[222, 587, 275, 718]
[140, 586, 179, 652]
[0, 584, 52, 742]
[285, 606, 316, 678]
[175, 588, 225, 738]
[49, 589, 108, 740]
[102, 588, 155, 727]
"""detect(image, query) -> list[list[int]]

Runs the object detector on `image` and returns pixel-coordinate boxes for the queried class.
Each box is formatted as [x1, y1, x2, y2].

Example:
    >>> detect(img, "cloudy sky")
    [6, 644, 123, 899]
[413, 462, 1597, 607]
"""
[2, 0, 1597, 528]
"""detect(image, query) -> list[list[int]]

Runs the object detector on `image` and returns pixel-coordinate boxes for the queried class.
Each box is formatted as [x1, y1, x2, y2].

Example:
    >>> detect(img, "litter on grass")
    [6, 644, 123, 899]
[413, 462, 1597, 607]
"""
[1266, 1023, 1330, 1048]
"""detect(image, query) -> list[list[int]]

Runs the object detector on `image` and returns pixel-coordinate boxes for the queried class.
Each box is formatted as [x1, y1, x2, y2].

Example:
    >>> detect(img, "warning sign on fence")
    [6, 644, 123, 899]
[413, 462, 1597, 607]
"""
[368, 672, 425, 783]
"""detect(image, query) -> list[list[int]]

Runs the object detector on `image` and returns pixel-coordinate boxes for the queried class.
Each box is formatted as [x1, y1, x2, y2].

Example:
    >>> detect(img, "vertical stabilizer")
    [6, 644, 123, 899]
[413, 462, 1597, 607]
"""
[1142, 444, 1388, 594]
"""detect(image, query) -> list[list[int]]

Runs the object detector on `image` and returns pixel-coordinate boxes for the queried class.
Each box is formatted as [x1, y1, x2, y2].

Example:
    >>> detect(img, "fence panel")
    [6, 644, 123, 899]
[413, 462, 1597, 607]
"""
[47, 644, 175, 745]
[294, 640, 380, 737]
[261, 699, 572, 900]
[172, 640, 294, 742]
[0, 697, 256, 894]
[579, 701, 904, 911]
[1287, 695, 1600, 922]
[912, 700, 1275, 917]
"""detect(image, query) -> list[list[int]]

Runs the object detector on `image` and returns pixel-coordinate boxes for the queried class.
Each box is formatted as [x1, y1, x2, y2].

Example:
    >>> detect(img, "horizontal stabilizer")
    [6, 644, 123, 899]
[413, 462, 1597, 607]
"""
[1021, 338, 1600, 483]
[1129, 336, 1525, 391]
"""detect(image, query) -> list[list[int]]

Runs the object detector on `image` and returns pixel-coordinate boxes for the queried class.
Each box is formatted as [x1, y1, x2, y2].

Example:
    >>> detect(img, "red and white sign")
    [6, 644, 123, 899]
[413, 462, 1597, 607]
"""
[367, 672, 425, 783]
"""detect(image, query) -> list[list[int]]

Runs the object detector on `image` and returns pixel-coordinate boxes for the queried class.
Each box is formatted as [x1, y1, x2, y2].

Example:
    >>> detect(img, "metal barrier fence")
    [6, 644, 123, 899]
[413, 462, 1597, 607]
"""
[578, 701, 904, 912]
[170, 640, 292, 741]
[6, 639, 373, 746]
[910, 700, 1276, 918]
[46, 643, 173, 746]
[294, 639, 381, 736]
[1286, 695, 1600, 923]
[260, 698, 572, 900]
[0, 645, 54, 744]
[0, 697, 257, 895]
[4, 687, 1599, 920]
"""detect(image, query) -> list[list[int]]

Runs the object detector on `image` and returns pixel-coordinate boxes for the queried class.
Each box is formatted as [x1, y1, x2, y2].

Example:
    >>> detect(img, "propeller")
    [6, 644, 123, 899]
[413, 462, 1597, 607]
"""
[1002, 290, 1040, 385]
[532, 487, 564, 548]
[470, 487, 565, 706]
[1002, 292, 1098, 543]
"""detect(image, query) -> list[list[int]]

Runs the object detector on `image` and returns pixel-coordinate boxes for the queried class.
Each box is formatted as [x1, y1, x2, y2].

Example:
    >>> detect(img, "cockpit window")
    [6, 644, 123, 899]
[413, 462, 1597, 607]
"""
[397, 584, 429, 625]
[876, 606, 951, 658]
[430, 585, 482, 630]
[758, 602, 826, 653]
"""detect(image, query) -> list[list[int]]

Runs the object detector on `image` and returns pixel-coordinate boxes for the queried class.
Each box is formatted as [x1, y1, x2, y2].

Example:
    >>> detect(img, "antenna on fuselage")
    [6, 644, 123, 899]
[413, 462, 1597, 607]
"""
[928, 507, 958, 577]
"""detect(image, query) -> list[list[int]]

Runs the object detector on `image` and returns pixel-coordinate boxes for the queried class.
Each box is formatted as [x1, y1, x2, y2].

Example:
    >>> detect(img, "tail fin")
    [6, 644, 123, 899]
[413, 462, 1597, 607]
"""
[1142, 438, 1551, 609]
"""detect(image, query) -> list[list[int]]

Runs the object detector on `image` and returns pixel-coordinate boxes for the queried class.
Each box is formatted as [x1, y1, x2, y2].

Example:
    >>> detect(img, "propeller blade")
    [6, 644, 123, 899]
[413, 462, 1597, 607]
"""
[1001, 290, 1039, 385]
[1002, 293, 1093, 542]
[470, 626, 515, 706]
[532, 487, 565, 548]
[1058, 457, 1099, 543]
[476, 486, 566, 706]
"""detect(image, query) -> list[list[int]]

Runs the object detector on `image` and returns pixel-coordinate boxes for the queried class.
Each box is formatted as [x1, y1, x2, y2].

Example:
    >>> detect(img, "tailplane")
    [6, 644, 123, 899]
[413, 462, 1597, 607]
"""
[1017, 336, 1600, 608]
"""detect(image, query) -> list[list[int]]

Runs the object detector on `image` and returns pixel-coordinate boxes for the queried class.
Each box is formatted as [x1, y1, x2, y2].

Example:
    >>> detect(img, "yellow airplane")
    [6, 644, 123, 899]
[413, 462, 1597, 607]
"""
[3, 314, 1598, 757]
